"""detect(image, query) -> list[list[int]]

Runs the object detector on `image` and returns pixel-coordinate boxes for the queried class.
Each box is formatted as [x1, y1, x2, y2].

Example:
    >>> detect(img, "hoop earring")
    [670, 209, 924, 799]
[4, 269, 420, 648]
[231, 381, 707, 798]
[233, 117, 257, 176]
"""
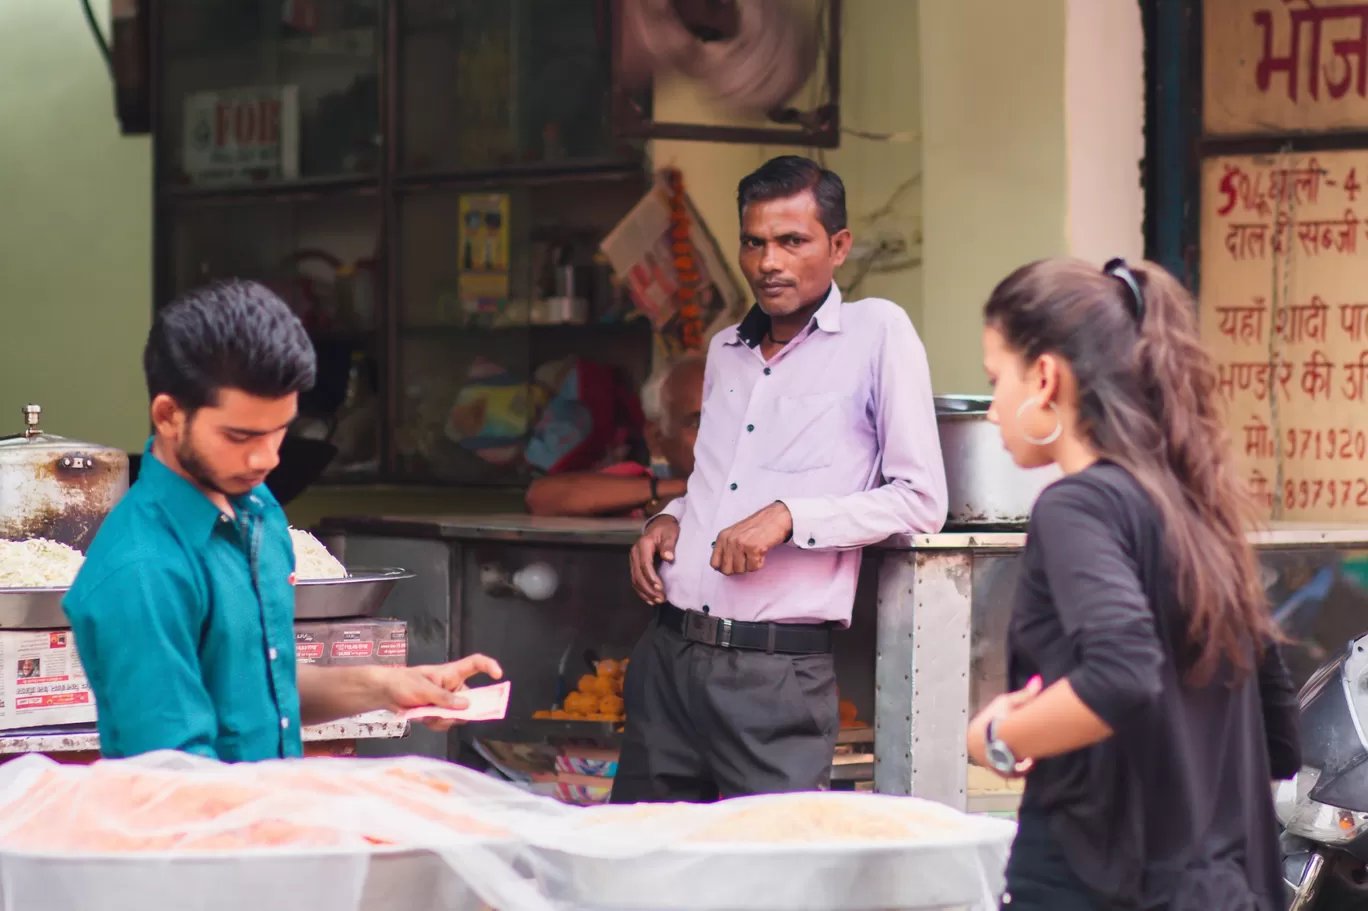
[1015, 397, 1062, 446]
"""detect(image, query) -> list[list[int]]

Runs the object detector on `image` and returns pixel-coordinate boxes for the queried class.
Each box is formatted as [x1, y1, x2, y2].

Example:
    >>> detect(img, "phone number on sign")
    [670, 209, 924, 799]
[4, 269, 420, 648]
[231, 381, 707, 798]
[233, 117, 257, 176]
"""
[1283, 477, 1368, 510]
[1283, 428, 1368, 462]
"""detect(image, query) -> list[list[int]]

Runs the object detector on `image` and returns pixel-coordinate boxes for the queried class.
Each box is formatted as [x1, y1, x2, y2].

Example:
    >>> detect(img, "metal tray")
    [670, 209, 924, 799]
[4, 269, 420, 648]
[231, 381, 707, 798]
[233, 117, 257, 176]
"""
[0, 567, 414, 629]
[294, 568, 413, 619]
[0, 587, 69, 629]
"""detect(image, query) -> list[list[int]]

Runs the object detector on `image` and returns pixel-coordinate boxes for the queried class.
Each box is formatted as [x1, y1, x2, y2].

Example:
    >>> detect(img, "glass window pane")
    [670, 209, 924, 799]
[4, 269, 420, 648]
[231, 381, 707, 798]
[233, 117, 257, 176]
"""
[400, 0, 623, 173]
[395, 180, 653, 484]
[163, 196, 382, 478]
[159, 0, 381, 188]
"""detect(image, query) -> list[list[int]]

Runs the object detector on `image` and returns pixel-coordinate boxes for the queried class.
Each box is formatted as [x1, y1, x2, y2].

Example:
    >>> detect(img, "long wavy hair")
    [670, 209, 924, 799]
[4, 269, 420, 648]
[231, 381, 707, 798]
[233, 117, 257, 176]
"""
[984, 258, 1273, 683]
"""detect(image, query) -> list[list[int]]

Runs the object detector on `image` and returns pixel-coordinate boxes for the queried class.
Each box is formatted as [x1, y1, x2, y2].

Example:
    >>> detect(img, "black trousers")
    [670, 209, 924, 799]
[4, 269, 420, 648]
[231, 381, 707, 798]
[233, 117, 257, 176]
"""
[1003, 811, 1110, 911]
[609, 613, 839, 803]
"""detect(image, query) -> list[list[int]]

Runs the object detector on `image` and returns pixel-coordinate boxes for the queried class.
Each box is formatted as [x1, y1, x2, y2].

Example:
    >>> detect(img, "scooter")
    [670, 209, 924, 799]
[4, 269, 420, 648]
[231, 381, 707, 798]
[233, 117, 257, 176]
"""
[1278, 624, 1368, 909]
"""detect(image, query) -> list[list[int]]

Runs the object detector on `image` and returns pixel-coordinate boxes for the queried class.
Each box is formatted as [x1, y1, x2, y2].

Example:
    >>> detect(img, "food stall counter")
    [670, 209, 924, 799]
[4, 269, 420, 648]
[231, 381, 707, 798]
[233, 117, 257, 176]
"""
[0, 715, 411, 763]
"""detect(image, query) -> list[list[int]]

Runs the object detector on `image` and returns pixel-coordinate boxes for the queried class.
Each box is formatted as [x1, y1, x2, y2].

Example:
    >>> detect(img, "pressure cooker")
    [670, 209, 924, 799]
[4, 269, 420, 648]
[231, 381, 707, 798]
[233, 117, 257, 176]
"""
[0, 404, 129, 551]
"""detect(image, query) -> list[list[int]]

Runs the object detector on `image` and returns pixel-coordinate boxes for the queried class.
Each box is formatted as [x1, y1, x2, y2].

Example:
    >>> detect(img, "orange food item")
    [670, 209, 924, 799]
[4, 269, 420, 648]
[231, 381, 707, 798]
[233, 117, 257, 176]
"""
[598, 694, 624, 716]
[596, 659, 620, 678]
[563, 692, 596, 715]
[576, 674, 598, 694]
[582, 676, 614, 698]
[839, 700, 859, 725]
[532, 709, 554, 719]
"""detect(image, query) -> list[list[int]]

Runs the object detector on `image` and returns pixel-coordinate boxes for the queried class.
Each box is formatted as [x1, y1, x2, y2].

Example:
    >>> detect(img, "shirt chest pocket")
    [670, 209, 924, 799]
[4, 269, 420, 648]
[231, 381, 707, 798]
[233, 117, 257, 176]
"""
[759, 392, 845, 474]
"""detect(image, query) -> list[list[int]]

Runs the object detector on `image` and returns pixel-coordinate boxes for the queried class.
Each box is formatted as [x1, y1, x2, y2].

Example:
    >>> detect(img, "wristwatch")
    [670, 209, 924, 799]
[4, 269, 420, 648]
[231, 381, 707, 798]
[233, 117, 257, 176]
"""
[644, 476, 661, 515]
[984, 717, 1018, 776]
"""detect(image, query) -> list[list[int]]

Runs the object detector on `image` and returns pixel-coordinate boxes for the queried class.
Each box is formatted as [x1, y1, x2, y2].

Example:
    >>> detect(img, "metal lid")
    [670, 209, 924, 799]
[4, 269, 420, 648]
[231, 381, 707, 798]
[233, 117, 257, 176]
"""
[0, 404, 125, 454]
[933, 395, 993, 415]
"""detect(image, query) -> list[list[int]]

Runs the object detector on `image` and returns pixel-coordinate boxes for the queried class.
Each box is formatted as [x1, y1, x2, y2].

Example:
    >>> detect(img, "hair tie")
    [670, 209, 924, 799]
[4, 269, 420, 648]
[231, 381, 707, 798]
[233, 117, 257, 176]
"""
[1103, 257, 1144, 324]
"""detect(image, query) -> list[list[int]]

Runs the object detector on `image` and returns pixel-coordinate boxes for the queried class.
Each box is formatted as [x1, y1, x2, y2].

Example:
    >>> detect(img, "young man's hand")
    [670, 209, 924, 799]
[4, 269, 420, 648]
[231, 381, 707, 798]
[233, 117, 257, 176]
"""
[379, 654, 503, 731]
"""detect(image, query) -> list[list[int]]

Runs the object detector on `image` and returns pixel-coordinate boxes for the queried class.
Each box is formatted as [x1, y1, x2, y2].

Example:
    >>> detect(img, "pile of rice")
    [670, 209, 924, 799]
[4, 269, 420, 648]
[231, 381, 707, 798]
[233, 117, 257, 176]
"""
[0, 531, 347, 589]
[0, 538, 86, 588]
[289, 528, 347, 581]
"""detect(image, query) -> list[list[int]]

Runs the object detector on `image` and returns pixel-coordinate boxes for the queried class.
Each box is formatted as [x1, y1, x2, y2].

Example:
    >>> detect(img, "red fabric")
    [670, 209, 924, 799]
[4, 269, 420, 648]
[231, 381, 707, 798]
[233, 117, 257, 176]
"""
[600, 462, 652, 478]
[528, 361, 645, 475]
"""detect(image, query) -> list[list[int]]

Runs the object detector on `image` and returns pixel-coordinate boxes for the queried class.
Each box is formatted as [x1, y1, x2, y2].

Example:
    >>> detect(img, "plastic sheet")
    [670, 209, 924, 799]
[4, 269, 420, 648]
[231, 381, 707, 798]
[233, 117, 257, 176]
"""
[0, 752, 1014, 911]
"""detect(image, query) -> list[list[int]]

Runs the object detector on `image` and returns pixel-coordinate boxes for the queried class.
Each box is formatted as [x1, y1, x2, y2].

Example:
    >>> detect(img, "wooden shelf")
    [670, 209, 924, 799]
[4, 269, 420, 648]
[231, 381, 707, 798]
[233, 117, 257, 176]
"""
[158, 175, 379, 206]
[394, 159, 645, 193]
[399, 321, 648, 337]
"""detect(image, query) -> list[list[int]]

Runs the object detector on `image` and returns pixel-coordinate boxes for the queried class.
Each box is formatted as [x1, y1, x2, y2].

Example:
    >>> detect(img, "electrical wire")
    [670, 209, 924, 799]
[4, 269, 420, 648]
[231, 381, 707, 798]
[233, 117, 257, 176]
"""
[80, 0, 114, 77]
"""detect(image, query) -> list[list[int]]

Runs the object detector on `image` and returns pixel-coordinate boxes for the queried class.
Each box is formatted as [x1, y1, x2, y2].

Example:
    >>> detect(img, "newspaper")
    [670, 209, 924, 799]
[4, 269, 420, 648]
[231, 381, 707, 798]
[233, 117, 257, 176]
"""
[0, 630, 96, 730]
[600, 171, 748, 354]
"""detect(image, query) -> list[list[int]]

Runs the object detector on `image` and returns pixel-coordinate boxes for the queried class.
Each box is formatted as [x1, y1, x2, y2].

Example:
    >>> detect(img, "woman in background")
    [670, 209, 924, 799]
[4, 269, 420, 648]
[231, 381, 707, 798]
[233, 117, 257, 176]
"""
[965, 257, 1301, 910]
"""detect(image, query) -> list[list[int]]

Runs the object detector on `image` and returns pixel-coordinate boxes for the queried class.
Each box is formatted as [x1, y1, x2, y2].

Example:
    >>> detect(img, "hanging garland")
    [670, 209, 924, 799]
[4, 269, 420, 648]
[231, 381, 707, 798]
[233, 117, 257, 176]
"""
[664, 168, 706, 351]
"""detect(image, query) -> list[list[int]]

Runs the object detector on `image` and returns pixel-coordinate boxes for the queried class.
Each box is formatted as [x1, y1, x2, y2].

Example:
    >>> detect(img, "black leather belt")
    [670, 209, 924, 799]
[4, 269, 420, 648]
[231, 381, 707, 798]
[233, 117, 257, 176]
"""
[658, 603, 834, 654]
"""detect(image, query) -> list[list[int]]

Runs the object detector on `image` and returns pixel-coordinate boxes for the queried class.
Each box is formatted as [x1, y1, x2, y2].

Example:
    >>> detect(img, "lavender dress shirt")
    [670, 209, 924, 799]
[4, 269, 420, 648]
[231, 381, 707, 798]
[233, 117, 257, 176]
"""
[653, 284, 947, 626]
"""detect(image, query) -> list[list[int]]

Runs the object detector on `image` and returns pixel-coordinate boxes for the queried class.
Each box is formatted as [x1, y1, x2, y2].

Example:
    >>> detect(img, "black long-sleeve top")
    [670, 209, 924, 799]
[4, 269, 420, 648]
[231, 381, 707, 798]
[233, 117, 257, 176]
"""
[1008, 462, 1301, 910]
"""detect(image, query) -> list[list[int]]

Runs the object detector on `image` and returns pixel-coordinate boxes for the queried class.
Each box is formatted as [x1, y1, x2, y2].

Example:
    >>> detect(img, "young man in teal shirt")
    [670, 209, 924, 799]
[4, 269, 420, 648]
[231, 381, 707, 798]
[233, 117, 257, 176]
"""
[64, 280, 500, 761]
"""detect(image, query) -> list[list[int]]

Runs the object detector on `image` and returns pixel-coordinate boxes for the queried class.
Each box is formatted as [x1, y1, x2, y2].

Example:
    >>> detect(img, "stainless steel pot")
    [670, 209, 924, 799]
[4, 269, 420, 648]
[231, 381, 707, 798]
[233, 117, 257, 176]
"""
[0, 404, 129, 551]
[934, 395, 1060, 526]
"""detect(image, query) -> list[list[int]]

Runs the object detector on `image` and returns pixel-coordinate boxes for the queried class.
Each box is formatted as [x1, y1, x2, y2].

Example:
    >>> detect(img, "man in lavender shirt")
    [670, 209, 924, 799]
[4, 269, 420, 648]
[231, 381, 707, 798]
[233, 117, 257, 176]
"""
[612, 156, 948, 803]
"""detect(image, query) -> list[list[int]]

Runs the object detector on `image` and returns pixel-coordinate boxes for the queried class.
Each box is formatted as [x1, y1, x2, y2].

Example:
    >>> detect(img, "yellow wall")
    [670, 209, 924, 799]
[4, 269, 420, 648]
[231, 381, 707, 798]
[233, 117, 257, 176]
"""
[916, 0, 1144, 393]
[0, 0, 151, 451]
[919, 0, 1069, 393]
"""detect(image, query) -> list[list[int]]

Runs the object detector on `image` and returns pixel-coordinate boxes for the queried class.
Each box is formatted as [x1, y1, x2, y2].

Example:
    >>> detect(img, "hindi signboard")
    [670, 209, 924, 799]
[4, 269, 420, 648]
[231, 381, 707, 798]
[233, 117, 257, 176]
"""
[1200, 149, 1368, 519]
[1205, 0, 1368, 135]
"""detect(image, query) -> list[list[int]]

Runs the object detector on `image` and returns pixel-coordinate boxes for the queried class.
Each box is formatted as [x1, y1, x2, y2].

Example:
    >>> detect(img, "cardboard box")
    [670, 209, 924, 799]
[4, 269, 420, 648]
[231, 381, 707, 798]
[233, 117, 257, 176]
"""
[293, 620, 407, 667]
[293, 624, 328, 666]
[0, 630, 96, 731]
[0, 621, 409, 735]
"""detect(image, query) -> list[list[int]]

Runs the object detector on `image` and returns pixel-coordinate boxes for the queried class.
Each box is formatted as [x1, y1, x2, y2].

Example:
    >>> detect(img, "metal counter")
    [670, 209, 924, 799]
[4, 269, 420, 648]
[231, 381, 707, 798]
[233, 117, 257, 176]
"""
[319, 515, 1368, 811]
[0, 715, 410, 757]
[873, 525, 1368, 811]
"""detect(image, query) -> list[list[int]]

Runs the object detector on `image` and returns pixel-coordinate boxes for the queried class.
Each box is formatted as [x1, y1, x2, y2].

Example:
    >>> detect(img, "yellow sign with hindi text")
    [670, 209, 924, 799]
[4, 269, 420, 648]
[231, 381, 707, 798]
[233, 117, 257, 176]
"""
[1200, 149, 1368, 520]
[1206, 0, 1368, 135]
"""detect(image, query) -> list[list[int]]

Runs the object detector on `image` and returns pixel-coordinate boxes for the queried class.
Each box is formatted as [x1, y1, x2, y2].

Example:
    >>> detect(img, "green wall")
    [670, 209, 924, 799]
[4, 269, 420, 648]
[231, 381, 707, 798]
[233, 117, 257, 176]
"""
[0, 0, 151, 451]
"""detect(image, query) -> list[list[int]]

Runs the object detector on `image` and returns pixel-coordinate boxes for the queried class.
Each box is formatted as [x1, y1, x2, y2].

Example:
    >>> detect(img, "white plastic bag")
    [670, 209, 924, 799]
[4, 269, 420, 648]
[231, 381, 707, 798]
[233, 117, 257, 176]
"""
[0, 752, 1014, 911]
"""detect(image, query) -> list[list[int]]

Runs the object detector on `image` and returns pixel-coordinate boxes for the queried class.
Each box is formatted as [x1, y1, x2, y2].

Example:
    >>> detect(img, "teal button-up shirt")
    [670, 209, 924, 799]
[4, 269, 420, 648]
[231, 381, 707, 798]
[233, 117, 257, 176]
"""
[63, 442, 303, 761]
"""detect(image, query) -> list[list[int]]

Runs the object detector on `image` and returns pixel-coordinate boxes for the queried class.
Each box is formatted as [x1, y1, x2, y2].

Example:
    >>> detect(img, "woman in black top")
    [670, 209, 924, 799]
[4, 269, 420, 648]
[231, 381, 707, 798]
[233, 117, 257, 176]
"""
[965, 257, 1302, 910]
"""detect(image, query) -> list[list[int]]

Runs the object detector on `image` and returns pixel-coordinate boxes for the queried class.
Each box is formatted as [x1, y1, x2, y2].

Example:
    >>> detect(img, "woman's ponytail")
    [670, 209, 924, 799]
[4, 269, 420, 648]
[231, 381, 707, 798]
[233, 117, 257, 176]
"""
[1123, 263, 1274, 681]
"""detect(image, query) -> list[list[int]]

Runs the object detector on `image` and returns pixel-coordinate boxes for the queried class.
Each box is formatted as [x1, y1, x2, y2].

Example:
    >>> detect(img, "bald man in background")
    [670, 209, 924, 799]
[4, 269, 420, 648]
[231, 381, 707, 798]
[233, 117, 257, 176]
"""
[525, 355, 704, 518]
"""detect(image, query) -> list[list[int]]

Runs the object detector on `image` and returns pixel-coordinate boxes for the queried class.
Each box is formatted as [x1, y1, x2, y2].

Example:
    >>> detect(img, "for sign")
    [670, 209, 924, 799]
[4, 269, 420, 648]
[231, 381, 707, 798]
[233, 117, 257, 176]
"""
[182, 85, 300, 186]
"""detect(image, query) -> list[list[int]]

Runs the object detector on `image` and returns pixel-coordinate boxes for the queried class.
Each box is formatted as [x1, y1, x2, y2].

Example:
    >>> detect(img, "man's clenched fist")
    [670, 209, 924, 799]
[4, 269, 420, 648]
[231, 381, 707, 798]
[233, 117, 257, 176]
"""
[710, 502, 793, 576]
